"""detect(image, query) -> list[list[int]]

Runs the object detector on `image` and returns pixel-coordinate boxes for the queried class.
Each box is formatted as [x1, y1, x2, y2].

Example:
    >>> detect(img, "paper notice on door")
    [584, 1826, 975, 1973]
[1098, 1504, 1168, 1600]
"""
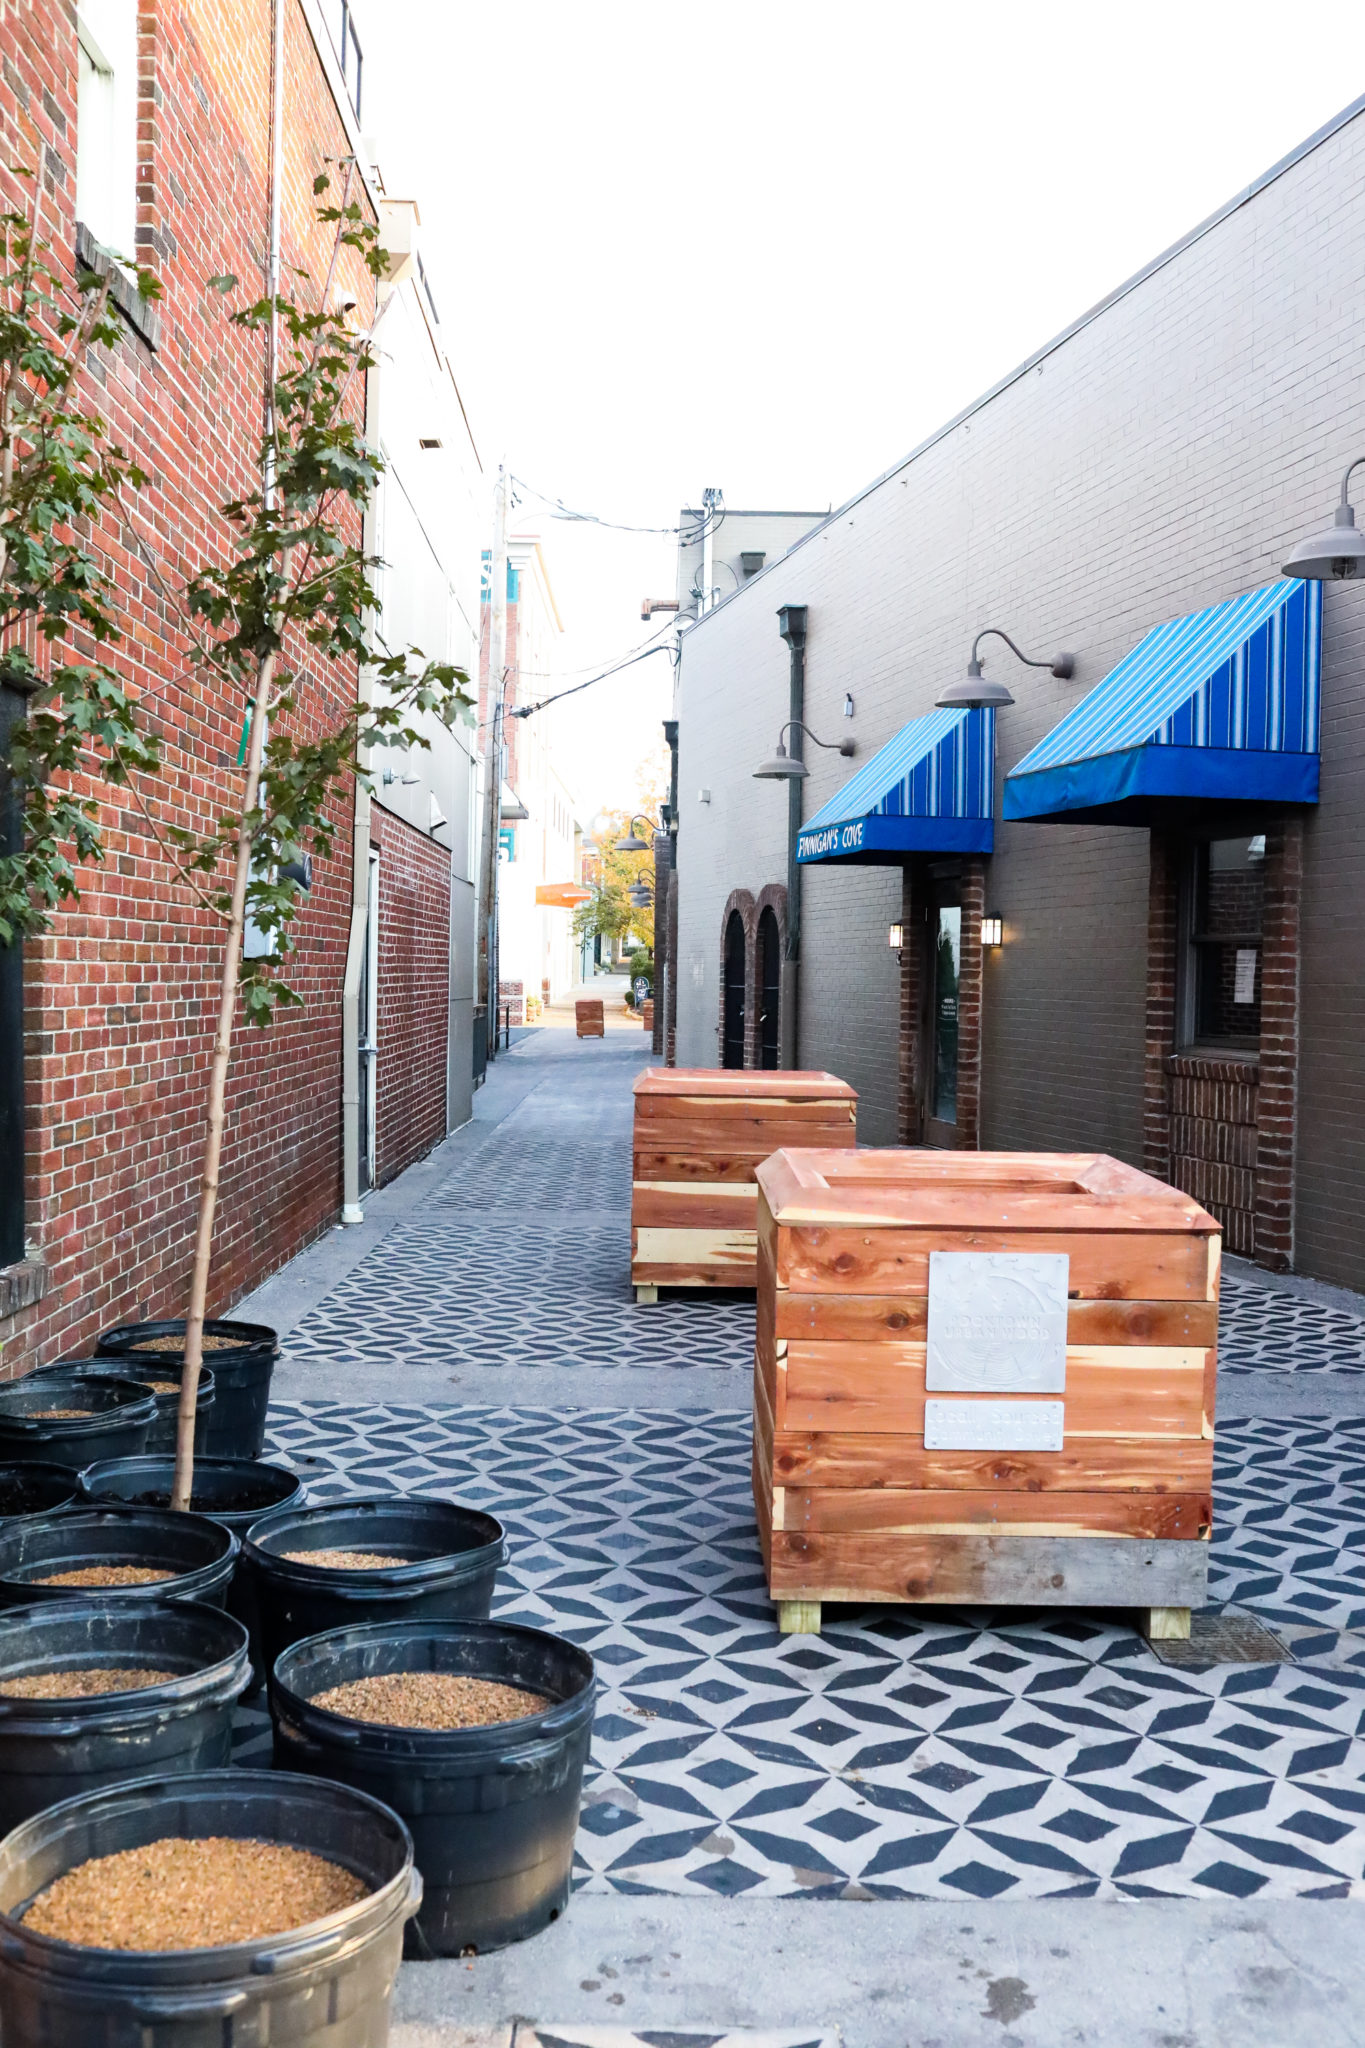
[1234, 948, 1258, 1006]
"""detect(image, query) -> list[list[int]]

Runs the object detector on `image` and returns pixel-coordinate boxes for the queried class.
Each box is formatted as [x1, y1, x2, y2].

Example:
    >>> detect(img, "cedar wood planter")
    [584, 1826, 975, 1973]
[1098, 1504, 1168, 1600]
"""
[631, 1068, 857, 1299]
[752, 1148, 1220, 1639]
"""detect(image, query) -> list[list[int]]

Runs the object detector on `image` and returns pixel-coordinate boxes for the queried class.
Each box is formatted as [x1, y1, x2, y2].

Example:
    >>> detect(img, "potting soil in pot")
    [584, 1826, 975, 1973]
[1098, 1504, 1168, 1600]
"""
[132, 1334, 251, 1355]
[310, 1672, 550, 1730]
[0, 1668, 177, 1698]
[281, 1550, 419, 1570]
[27, 1409, 86, 1420]
[35, 1567, 175, 1588]
[22, 1836, 368, 1949]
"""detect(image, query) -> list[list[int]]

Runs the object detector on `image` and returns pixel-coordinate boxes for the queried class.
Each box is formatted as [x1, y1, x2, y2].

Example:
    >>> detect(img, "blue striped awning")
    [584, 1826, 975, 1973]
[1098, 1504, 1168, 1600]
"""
[796, 707, 994, 865]
[1003, 578, 1321, 825]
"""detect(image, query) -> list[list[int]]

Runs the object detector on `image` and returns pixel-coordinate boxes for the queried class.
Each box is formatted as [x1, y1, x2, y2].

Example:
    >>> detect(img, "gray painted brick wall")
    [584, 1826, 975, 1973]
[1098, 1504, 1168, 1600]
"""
[673, 106, 1365, 1286]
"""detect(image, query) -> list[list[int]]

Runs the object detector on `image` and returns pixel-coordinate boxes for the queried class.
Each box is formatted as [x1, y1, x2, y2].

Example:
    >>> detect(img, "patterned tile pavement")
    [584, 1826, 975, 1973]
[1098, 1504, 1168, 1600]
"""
[256, 1025, 1365, 1903]
[259, 1400, 1365, 1903]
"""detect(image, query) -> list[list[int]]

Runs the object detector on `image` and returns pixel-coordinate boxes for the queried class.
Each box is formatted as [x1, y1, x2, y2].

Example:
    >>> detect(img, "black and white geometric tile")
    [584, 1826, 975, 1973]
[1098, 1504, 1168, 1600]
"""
[279, 1217, 752, 1374]
[263, 1400, 1365, 1902]
[281, 1029, 1365, 1382]
[1219, 1269, 1365, 1374]
[280, 1032, 752, 1375]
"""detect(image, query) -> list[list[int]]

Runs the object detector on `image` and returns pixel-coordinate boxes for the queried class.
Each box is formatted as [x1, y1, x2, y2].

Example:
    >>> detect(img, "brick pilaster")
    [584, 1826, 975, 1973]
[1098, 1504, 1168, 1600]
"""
[957, 857, 985, 1149]
[1144, 831, 1179, 1181]
[1255, 817, 1302, 1270]
[897, 864, 922, 1143]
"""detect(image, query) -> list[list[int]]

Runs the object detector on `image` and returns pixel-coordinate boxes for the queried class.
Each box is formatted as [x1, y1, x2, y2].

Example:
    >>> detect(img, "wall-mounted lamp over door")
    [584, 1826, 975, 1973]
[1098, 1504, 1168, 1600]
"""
[936, 629, 1077, 711]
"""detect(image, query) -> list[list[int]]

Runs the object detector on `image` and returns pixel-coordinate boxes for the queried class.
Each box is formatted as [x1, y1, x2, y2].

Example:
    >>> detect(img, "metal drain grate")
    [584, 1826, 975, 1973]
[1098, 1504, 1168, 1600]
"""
[1149, 1610, 1295, 1671]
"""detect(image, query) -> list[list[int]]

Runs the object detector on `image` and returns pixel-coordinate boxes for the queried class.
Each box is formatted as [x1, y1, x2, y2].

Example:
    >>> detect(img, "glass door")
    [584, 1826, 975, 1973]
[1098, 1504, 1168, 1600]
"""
[924, 896, 961, 1148]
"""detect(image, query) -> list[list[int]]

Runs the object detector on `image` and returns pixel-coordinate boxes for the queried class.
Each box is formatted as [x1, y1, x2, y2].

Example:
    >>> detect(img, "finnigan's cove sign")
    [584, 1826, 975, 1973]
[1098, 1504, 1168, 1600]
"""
[797, 820, 865, 861]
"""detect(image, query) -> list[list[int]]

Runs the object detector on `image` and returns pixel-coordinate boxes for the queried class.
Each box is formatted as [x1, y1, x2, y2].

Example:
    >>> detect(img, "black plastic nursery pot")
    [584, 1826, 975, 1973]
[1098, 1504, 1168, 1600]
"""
[0, 1463, 80, 1520]
[78, 1460, 306, 1688]
[0, 1507, 238, 1613]
[77, 1455, 304, 1532]
[0, 1768, 420, 2048]
[0, 1374, 156, 1469]
[270, 1618, 596, 1956]
[243, 1497, 507, 1670]
[0, 1600, 250, 1832]
[50, 1358, 217, 1456]
[96, 1319, 278, 1461]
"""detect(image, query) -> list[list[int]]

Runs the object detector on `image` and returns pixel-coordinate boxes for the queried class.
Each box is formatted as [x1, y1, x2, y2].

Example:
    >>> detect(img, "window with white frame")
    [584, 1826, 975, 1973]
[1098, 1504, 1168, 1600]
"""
[76, 0, 138, 262]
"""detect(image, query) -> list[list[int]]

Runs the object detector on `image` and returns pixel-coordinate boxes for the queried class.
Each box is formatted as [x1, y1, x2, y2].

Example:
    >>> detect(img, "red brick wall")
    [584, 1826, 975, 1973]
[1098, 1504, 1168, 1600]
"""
[0, 1, 373, 1373]
[373, 807, 449, 1187]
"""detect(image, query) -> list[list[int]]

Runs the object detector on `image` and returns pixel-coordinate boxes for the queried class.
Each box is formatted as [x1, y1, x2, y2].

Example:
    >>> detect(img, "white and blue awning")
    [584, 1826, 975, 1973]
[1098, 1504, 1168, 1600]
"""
[1003, 578, 1321, 825]
[797, 707, 994, 866]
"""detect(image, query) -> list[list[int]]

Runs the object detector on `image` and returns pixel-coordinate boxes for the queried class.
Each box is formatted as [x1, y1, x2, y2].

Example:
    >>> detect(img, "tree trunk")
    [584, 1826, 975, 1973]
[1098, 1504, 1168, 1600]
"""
[170, 649, 276, 1509]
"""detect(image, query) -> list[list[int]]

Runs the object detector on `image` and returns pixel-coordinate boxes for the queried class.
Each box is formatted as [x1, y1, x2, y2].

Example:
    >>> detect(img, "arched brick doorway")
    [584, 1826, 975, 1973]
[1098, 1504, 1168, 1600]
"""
[722, 909, 747, 1068]
[757, 905, 781, 1069]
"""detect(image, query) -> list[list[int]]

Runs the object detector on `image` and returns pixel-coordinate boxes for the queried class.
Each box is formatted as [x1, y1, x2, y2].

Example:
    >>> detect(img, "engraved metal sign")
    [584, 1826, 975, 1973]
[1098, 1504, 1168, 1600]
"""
[926, 1250, 1069, 1393]
[924, 1398, 1065, 1452]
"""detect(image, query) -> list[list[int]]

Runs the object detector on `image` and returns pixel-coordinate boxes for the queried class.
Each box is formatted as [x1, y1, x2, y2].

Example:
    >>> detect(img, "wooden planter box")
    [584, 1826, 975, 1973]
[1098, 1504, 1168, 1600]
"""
[575, 1000, 604, 1039]
[753, 1149, 1220, 1641]
[631, 1069, 857, 1300]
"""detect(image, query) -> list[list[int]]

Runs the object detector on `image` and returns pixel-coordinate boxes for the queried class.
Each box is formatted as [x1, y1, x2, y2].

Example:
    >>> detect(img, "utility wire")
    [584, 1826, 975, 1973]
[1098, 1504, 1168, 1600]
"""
[509, 640, 673, 719]
[510, 474, 720, 543]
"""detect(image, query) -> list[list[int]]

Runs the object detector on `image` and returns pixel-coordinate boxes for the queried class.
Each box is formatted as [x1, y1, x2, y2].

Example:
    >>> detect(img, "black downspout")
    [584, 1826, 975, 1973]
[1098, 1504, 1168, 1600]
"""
[777, 605, 807, 1071]
[0, 685, 28, 1268]
[658, 719, 679, 1059]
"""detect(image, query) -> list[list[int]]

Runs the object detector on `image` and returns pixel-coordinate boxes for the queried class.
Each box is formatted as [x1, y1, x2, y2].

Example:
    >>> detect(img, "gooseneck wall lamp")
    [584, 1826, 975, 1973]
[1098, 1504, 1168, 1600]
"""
[1282, 458, 1365, 580]
[753, 720, 857, 781]
[935, 628, 1077, 711]
[614, 815, 663, 853]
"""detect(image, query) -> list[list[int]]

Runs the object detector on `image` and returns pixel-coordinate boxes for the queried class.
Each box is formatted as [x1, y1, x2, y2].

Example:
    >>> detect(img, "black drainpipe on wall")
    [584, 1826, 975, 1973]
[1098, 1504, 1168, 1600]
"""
[0, 683, 29, 1268]
[777, 605, 807, 1071]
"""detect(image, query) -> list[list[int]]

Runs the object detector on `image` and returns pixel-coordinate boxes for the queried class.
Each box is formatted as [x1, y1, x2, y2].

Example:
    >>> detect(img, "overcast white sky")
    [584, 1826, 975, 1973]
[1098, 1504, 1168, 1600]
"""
[361, 1, 1353, 815]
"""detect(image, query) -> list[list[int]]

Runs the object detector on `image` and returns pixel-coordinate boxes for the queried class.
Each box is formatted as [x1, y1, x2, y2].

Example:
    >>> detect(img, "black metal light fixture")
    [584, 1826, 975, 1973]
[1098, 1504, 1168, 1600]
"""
[1282, 458, 1365, 580]
[936, 628, 1077, 711]
[753, 720, 856, 781]
[614, 814, 662, 852]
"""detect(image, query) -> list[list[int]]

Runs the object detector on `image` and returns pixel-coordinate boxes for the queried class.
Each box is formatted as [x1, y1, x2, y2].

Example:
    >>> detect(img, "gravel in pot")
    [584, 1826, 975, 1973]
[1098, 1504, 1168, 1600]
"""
[0, 1508, 238, 1613]
[48, 1359, 216, 1456]
[0, 1464, 80, 1520]
[0, 1376, 156, 1469]
[96, 1320, 278, 1462]
[243, 1496, 507, 1670]
[270, 1617, 595, 1956]
[0, 1768, 419, 2047]
[0, 1601, 250, 1831]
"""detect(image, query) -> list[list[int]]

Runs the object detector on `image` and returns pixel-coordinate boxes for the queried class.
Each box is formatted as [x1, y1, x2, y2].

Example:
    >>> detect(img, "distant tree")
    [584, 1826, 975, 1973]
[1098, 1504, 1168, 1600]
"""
[574, 804, 653, 955]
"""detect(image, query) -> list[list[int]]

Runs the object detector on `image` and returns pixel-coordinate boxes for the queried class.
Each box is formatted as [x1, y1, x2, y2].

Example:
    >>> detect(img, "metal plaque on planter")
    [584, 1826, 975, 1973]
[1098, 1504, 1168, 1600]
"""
[926, 1251, 1069, 1394]
[924, 1398, 1066, 1452]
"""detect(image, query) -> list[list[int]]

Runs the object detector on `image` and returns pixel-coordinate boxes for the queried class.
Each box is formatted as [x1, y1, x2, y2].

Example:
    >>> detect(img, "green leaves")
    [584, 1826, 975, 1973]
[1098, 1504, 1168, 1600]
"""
[166, 169, 474, 1022]
[0, 179, 161, 942]
[0, 162, 476, 1029]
